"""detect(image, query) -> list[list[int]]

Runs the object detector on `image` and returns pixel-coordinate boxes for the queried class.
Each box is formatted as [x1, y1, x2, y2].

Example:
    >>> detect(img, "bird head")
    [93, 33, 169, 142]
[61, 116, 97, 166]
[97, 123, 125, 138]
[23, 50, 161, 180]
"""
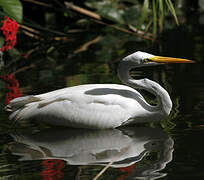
[123, 51, 194, 66]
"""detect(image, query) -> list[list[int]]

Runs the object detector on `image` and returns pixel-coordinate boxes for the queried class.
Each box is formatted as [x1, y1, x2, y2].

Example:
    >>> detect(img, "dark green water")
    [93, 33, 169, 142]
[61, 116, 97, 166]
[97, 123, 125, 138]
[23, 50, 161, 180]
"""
[0, 20, 204, 180]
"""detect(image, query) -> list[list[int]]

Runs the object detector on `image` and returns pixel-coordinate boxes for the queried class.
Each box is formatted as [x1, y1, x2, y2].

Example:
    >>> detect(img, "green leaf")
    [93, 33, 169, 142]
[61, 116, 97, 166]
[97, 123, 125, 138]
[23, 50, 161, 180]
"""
[158, 0, 164, 32]
[85, 0, 124, 24]
[138, 0, 149, 28]
[0, 0, 23, 23]
[152, 0, 157, 39]
[123, 5, 141, 26]
[165, 0, 179, 25]
[0, 36, 4, 48]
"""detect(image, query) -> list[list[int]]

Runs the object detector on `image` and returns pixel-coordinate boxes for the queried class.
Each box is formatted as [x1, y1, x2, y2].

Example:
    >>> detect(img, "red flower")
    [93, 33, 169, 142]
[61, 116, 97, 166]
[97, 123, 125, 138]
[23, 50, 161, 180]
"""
[116, 164, 135, 180]
[0, 16, 19, 52]
[0, 73, 22, 104]
[41, 159, 65, 180]
[119, 164, 135, 173]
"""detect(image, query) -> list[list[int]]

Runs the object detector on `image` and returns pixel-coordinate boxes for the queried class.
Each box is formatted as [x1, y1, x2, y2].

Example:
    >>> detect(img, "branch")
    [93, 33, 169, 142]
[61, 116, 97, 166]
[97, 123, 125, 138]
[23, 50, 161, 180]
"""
[93, 146, 130, 180]
[74, 36, 102, 54]
[65, 2, 102, 20]
[64, 2, 153, 41]
[22, 0, 55, 9]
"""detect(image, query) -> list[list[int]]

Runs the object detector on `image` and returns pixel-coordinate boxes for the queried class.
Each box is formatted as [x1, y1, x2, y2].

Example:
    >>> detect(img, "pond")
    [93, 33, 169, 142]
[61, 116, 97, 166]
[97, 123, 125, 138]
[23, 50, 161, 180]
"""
[0, 17, 204, 180]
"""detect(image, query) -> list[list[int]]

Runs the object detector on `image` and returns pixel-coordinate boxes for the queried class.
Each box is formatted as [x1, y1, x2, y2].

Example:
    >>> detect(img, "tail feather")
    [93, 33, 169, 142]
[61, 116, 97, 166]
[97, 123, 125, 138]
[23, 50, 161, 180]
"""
[9, 105, 37, 122]
[5, 95, 41, 112]
[9, 109, 21, 121]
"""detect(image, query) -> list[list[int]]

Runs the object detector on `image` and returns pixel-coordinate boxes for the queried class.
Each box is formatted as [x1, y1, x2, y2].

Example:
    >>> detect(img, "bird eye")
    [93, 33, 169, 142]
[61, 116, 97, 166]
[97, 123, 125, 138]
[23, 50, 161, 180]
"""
[144, 58, 151, 63]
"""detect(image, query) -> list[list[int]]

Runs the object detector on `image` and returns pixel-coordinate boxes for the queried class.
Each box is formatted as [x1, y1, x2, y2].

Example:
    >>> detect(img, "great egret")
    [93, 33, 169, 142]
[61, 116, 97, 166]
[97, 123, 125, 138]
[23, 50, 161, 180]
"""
[6, 51, 193, 129]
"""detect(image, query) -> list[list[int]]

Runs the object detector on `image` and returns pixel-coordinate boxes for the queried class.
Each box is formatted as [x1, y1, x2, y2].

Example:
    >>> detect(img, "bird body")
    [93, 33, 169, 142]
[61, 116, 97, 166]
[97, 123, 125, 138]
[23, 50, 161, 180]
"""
[8, 84, 164, 129]
[7, 51, 193, 129]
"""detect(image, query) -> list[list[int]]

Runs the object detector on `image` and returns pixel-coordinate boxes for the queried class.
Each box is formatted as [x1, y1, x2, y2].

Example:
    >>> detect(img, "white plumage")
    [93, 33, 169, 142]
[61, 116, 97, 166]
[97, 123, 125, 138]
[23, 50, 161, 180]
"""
[7, 51, 193, 129]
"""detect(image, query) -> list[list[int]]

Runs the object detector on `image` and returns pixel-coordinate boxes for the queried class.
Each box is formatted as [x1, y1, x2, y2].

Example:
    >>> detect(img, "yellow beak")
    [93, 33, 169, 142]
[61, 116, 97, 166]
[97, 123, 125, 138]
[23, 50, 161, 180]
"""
[149, 56, 194, 63]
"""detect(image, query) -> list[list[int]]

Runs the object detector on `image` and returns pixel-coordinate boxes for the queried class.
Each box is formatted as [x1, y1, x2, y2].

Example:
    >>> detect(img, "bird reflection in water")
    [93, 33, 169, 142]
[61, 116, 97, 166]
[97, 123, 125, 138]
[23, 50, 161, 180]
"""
[8, 127, 174, 180]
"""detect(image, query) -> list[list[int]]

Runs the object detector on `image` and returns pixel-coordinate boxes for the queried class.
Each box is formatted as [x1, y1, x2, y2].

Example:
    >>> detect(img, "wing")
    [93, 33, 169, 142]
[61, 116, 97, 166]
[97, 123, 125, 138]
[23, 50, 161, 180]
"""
[8, 84, 147, 129]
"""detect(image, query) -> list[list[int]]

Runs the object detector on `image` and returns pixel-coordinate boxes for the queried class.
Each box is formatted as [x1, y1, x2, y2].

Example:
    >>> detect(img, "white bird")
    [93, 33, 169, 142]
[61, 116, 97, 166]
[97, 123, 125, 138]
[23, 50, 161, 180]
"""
[6, 51, 193, 129]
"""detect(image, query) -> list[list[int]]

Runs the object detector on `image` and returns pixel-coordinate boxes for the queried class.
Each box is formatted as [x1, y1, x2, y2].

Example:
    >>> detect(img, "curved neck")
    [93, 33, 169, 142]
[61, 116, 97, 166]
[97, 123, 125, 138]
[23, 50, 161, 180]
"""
[118, 60, 172, 116]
